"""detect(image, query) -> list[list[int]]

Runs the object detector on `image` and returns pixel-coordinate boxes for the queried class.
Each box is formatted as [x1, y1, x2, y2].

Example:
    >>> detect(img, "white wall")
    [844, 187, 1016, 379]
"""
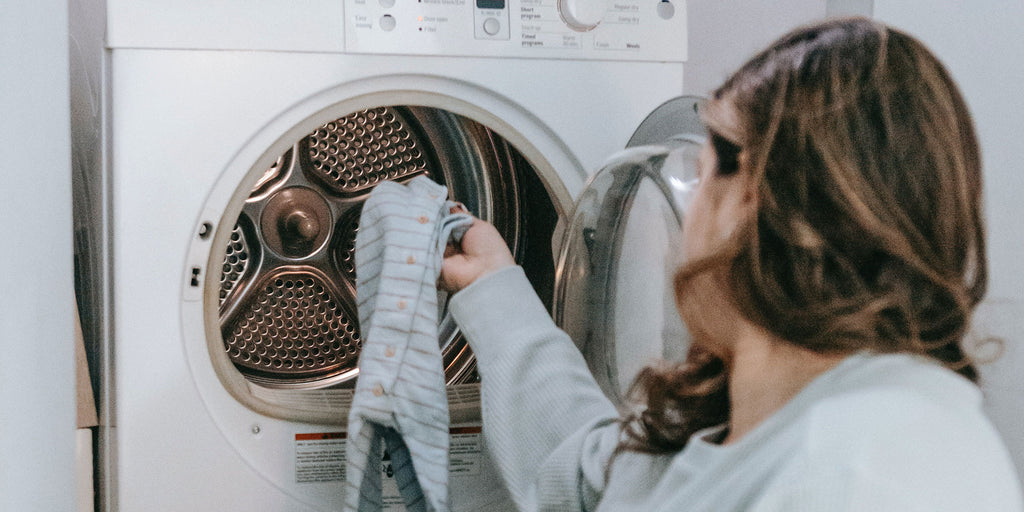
[683, 0, 874, 97]
[873, 0, 1024, 485]
[685, 0, 827, 97]
[0, 1, 77, 512]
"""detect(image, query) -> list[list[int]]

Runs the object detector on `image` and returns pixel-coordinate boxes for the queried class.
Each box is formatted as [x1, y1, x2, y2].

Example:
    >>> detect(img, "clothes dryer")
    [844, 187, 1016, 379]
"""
[102, 1, 690, 510]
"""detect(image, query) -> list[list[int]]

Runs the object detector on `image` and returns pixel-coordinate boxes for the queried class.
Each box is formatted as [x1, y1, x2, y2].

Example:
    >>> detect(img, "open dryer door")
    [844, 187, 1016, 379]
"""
[553, 96, 705, 405]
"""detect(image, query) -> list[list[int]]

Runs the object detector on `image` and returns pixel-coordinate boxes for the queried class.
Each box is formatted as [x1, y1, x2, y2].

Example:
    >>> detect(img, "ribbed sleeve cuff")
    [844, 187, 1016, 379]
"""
[448, 266, 557, 369]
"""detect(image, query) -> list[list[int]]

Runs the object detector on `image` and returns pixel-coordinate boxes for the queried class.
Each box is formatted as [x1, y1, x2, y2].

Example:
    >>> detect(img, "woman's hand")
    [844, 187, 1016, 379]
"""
[440, 216, 515, 293]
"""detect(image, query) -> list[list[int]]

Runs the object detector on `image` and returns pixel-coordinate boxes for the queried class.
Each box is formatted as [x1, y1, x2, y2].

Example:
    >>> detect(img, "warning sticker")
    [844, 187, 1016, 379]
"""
[449, 426, 483, 476]
[294, 426, 484, 486]
[295, 432, 346, 483]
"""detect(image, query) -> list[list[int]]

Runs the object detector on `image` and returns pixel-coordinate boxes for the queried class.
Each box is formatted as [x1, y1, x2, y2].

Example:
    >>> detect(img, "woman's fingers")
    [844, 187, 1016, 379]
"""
[440, 219, 514, 292]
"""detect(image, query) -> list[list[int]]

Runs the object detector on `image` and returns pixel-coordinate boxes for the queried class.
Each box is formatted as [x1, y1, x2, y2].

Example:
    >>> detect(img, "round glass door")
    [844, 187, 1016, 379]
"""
[553, 96, 704, 404]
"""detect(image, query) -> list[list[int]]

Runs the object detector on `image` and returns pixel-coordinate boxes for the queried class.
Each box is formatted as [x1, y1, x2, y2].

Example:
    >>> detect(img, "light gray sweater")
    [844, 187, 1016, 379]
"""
[449, 266, 1024, 512]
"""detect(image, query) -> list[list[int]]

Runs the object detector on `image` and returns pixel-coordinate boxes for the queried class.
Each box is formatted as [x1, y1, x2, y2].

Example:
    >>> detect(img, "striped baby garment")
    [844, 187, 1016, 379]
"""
[344, 176, 473, 512]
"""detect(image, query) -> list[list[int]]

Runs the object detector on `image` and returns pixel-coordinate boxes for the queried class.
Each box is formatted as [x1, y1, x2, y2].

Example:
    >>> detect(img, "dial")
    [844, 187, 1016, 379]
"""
[557, 0, 609, 32]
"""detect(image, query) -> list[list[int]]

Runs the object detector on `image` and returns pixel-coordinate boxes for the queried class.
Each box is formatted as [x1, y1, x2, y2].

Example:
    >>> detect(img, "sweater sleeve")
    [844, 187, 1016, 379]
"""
[449, 266, 620, 511]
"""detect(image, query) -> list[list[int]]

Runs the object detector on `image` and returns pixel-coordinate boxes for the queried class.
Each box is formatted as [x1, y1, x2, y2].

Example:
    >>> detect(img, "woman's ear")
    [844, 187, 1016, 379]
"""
[739, 151, 759, 209]
[722, 153, 758, 235]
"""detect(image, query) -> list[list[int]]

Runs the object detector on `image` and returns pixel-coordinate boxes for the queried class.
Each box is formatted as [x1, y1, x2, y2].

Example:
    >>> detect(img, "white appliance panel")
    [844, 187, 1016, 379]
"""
[106, 0, 686, 62]
[106, 0, 347, 52]
[345, 0, 687, 62]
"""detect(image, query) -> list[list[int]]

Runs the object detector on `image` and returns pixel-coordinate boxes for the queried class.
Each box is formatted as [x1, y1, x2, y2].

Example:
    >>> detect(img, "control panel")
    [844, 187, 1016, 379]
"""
[344, 0, 687, 62]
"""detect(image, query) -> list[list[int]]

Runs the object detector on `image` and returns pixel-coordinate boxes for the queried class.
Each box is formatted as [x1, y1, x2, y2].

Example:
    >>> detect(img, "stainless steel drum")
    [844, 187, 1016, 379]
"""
[217, 105, 543, 389]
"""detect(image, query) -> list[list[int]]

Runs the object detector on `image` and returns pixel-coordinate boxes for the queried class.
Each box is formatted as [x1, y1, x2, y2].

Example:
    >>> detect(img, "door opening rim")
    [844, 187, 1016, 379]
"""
[183, 76, 581, 424]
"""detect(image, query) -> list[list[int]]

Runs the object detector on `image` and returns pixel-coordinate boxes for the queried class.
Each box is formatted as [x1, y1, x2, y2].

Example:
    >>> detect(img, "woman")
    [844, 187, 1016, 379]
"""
[440, 18, 1023, 511]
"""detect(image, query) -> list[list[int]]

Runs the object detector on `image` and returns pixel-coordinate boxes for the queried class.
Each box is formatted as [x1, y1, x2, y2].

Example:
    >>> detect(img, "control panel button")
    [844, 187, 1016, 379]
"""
[557, 0, 609, 32]
[379, 0, 395, 8]
[474, 0, 510, 40]
[657, 0, 675, 20]
[379, 14, 396, 31]
[483, 17, 501, 36]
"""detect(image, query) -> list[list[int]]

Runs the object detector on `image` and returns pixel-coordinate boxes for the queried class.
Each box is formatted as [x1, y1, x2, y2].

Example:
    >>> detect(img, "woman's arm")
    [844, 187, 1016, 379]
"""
[449, 266, 619, 511]
[443, 219, 619, 510]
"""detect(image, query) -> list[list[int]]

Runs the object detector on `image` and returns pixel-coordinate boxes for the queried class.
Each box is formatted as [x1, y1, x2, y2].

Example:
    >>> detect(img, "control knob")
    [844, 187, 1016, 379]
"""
[557, 0, 609, 32]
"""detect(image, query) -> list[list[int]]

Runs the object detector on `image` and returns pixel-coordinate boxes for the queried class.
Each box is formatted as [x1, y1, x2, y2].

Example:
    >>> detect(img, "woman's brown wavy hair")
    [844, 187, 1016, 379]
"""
[621, 17, 987, 454]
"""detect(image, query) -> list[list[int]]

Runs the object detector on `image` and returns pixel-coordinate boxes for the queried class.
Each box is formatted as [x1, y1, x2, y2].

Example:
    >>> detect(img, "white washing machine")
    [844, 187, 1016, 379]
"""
[101, 1, 690, 511]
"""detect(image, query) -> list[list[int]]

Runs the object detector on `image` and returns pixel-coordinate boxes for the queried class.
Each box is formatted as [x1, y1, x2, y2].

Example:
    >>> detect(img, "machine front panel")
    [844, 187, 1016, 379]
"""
[345, 0, 688, 62]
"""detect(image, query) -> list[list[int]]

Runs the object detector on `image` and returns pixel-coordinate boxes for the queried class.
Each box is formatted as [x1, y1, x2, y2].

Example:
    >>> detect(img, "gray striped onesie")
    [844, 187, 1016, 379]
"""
[344, 176, 473, 512]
